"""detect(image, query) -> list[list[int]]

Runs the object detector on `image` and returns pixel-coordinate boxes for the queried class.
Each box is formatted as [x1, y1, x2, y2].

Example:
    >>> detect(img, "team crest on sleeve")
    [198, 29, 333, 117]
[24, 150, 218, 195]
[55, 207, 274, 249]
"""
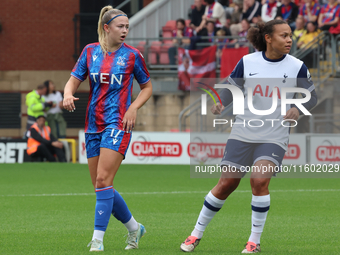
[117, 56, 126, 66]
[307, 69, 312, 83]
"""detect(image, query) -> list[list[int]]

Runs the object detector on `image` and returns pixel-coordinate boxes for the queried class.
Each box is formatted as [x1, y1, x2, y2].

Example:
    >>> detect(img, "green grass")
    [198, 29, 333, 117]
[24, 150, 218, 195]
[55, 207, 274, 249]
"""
[0, 164, 339, 254]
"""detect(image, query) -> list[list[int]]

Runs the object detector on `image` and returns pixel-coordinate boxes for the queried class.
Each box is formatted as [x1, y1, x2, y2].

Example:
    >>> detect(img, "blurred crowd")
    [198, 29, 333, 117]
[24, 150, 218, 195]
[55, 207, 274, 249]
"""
[168, 0, 340, 61]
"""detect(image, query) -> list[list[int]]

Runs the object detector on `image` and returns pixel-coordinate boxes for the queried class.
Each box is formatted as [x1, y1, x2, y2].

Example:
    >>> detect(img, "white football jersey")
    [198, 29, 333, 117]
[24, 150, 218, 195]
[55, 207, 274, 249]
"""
[227, 51, 315, 150]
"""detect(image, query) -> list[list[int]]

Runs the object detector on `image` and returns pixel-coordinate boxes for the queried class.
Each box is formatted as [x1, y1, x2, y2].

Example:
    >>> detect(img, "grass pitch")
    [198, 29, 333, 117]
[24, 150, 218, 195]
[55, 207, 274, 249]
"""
[0, 163, 339, 254]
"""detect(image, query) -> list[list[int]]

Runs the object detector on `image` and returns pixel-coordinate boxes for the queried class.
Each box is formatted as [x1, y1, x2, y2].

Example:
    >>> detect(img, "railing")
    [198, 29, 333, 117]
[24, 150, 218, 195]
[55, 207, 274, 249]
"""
[309, 114, 340, 133]
[292, 31, 334, 92]
[334, 34, 340, 76]
[128, 0, 192, 38]
[124, 35, 253, 74]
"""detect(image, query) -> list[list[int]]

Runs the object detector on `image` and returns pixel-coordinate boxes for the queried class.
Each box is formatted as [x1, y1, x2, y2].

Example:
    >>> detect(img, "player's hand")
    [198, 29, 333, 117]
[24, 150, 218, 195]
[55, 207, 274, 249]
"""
[63, 95, 79, 112]
[211, 103, 224, 115]
[283, 107, 300, 121]
[52, 141, 63, 149]
[122, 106, 137, 132]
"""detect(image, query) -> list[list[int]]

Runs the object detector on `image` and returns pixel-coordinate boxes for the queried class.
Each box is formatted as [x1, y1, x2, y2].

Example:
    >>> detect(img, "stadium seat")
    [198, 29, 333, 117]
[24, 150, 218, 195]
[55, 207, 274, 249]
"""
[148, 41, 162, 65]
[163, 20, 177, 31]
[162, 30, 173, 44]
[136, 41, 146, 55]
[159, 44, 172, 65]
[162, 20, 177, 41]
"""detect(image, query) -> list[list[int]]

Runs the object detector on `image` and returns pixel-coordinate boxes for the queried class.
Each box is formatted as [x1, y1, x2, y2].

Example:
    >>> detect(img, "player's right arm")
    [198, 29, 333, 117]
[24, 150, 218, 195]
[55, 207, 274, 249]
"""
[63, 45, 89, 112]
[211, 58, 245, 115]
[63, 76, 81, 112]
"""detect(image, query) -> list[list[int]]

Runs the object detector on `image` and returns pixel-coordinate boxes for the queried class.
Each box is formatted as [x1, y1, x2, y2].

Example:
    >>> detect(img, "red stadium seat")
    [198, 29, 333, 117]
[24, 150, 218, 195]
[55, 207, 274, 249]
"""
[164, 20, 177, 30]
[159, 44, 172, 65]
[136, 41, 146, 55]
[148, 41, 162, 65]
[162, 30, 173, 44]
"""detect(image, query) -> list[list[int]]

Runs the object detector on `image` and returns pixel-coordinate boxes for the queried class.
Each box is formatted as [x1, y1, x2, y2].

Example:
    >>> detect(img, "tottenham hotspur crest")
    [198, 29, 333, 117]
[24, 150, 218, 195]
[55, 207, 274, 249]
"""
[283, 73, 288, 83]
[117, 56, 126, 66]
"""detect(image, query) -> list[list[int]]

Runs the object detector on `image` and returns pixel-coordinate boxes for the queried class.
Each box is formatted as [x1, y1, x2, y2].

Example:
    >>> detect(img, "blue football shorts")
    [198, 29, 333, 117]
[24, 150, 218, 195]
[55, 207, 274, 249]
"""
[85, 128, 132, 159]
[220, 139, 286, 174]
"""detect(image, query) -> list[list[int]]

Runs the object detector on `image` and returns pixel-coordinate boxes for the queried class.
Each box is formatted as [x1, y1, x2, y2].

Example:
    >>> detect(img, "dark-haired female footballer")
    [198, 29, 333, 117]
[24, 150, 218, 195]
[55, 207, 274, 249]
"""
[180, 19, 317, 253]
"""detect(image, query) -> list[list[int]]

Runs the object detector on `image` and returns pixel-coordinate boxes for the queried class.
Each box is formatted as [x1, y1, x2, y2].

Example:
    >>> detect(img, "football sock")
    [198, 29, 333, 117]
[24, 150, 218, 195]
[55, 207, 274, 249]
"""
[93, 186, 114, 239]
[248, 194, 270, 244]
[92, 230, 105, 242]
[191, 191, 226, 239]
[112, 190, 138, 232]
[123, 216, 139, 232]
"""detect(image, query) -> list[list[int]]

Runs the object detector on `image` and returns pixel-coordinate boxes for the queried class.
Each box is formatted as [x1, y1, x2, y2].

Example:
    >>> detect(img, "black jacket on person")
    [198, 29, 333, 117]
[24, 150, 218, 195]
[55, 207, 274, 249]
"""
[190, 5, 206, 27]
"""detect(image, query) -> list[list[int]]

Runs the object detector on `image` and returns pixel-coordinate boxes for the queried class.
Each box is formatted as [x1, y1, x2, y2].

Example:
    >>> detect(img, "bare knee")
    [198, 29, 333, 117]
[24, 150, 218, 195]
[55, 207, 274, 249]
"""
[96, 174, 110, 188]
[213, 178, 241, 199]
[250, 178, 270, 196]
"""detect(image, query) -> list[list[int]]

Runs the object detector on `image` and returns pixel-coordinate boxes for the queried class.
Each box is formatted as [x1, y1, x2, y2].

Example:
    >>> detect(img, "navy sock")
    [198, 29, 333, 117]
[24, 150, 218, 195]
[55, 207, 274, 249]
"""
[94, 186, 114, 231]
[112, 190, 132, 224]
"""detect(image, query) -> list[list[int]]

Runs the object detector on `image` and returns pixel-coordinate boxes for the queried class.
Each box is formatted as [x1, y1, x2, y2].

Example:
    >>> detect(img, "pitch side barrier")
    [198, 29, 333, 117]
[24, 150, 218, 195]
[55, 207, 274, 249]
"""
[76, 132, 340, 173]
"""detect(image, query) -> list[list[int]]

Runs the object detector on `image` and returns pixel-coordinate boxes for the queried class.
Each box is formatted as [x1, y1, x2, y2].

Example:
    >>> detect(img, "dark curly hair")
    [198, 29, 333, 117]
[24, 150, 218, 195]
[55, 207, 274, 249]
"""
[247, 20, 288, 52]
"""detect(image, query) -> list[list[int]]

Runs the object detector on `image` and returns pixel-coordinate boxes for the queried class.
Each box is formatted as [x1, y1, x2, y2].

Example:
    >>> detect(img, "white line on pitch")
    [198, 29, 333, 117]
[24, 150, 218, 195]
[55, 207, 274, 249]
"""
[0, 189, 340, 197]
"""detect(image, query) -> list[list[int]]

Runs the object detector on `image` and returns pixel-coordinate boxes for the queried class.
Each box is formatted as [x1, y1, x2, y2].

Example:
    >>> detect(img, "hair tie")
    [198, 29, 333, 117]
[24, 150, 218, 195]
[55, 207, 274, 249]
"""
[106, 14, 127, 25]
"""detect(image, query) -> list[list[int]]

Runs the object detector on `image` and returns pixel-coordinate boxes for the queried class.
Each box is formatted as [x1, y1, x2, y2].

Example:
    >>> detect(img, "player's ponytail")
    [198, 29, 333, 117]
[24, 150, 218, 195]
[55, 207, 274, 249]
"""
[97, 5, 127, 56]
[247, 20, 288, 52]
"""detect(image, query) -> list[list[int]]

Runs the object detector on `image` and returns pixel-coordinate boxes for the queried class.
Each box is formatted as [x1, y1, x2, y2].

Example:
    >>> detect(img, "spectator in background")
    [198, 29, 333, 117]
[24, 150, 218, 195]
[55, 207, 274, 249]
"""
[262, 0, 281, 22]
[318, 0, 340, 31]
[190, 0, 206, 31]
[230, 0, 244, 35]
[231, 0, 261, 36]
[168, 19, 194, 65]
[196, 0, 226, 33]
[275, 0, 299, 30]
[26, 115, 66, 162]
[229, 18, 251, 47]
[297, 21, 320, 48]
[216, 28, 228, 63]
[242, 0, 262, 22]
[206, 21, 218, 42]
[297, 21, 321, 68]
[298, 0, 321, 23]
[293, 16, 307, 41]
[42, 80, 67, 138]
[25, 83, 54, 134]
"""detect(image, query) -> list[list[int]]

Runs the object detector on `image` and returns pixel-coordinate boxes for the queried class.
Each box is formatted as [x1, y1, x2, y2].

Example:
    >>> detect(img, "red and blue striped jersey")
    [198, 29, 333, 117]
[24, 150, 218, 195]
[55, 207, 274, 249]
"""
[71, 43, 150, 133]
[320, 3, 340, 23]
[299, 2, 321, 22]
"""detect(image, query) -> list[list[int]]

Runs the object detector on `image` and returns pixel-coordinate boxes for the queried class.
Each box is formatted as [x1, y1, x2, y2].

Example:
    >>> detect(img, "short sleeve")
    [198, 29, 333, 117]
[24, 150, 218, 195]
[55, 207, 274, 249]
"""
[213, 4, 224, 18]
[335, 6, 340, 17]
[228, 58, 245, 89]
[71, 46, 88, 81]
[297, 63, 315, 92]
[133, 51, 150, 85]
[204, 5, 209, 16]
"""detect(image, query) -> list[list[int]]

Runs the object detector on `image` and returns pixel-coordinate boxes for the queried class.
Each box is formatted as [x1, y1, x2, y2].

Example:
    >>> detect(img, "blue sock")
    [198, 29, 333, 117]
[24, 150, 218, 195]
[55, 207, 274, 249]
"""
[94, 186, 114, 231]
[112, 190, 132, 224]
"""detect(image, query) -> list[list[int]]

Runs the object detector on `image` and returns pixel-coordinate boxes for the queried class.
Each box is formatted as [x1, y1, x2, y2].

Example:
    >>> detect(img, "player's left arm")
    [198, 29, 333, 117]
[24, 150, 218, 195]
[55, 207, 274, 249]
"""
[123, 80, 152, 132]
[285, 64, 318, 120]
[122, 52, 153, 132]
